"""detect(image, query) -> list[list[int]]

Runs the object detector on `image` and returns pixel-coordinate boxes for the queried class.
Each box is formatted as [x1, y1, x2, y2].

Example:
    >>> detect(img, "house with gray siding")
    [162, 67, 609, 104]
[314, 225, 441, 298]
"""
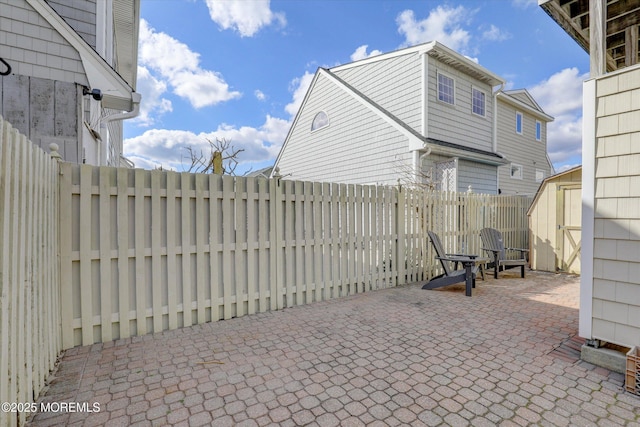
[273, 41, 553, 195]
[0, 0, 140, 166]
[497, 89, 554, 195]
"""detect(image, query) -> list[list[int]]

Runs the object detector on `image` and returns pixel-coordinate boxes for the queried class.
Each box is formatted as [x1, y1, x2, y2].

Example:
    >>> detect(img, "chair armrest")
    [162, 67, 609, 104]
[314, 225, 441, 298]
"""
[481, 247, 499, 254]
[446, 253, 478, 259]
[505, 247, 529, 252]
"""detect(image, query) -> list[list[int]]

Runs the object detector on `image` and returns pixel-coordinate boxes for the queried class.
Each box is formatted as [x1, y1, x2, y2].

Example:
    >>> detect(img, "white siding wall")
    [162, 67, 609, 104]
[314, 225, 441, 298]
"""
[334, 53, 422, 132]
[426, 57, 494, 151]
[496, 100, 551, 195]
[591, 65, 640, 347]
[0, 0, 88, 85]
[277, 73, 411, 185]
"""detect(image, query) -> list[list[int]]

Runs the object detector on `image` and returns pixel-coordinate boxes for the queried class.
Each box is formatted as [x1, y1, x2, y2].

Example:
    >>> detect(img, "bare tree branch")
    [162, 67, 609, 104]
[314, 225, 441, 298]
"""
[182, 137, 251, 175]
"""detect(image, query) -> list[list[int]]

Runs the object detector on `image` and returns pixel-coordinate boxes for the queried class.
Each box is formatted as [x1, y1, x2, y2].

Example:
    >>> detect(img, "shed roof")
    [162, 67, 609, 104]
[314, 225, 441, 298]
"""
[527, 165, 582, 216]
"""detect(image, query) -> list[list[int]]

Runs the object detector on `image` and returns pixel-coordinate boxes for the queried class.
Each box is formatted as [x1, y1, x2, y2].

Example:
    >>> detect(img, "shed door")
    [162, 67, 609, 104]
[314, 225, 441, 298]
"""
[556, 184, 581, 274]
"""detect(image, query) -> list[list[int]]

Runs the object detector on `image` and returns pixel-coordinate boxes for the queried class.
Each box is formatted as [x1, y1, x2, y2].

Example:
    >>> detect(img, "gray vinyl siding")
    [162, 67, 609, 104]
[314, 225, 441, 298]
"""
[427, 57, 494, 151]
[48, 0, 97, 49]
[277, 73, 410, 185]
[333, 53, 422, 133]
[0, 0, 88, 85]
[420, 153, 498, 194]
[496, 99, 551, 196]
[457, 160, 498, 194]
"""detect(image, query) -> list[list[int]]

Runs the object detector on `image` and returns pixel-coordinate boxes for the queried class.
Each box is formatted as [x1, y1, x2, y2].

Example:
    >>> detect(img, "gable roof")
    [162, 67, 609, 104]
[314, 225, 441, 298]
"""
[26, 0, 137, 111]
[332, 41, 505, 87]
[273, 64, 507, 173]
[527, 165, 582, 216]
[497, 90, 554, 122]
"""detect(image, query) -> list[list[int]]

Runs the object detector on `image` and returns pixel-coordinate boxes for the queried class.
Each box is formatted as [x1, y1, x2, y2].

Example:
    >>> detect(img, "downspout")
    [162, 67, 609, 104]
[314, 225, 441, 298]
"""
[493, 82, 505, 153]
[493, 83, 505, 194]
[99, 92, 142, 165]
[414, 52, 430, 183]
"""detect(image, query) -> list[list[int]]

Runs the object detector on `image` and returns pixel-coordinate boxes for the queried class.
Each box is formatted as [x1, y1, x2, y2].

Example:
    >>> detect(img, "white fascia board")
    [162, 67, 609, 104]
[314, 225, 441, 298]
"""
[331, 42, 436, 72]
[320, 68, 424, 149]
[27, 0, 134, 110]
[497, 92, 554, 122]
[271, 70, 323, 175]
[428, 41, 505, 87]
[331, 41, 504, 88]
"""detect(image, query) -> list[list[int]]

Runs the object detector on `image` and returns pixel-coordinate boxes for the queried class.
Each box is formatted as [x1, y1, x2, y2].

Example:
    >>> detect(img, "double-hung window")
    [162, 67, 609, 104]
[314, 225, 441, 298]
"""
[472, 87, 486, 117]
[437, 72, 455, 105]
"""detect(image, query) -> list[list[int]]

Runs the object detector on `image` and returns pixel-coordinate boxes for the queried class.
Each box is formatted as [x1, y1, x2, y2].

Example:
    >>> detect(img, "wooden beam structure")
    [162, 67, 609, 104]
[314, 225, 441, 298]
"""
[540, 0, 640, 72]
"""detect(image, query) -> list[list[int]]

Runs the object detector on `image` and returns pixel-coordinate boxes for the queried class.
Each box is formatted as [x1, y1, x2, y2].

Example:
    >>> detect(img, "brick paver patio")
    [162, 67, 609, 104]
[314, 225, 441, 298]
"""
[28, 270, 640, 426]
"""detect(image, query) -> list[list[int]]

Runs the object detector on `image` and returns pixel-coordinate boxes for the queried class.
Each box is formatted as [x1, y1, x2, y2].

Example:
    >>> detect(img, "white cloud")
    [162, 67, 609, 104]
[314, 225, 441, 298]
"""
[123, 115, 290, 171]
[133, 66, 173, 126]
[285, 71, 315, 117]
[396, 6, 472, 52]
[205, 0, 286, 37]
[482, 24, 510, 42]
[529, 67, 588, 168]
[512, 0, 538, 8]
[350, 45, 383, 61]
[255, 90, 266, 101]
[138, 19, 241, 110]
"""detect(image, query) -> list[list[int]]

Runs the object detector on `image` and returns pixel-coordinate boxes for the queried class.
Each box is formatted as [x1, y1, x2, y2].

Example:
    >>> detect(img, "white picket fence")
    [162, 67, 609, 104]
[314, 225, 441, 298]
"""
[59, 163, 532, 349]
[0, 114, 532, 425]
[0, 118, 61, 427]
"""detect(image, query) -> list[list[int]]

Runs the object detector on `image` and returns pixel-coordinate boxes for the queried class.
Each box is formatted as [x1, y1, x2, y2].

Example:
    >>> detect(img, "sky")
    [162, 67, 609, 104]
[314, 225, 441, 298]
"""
[123, 0, 590, 175]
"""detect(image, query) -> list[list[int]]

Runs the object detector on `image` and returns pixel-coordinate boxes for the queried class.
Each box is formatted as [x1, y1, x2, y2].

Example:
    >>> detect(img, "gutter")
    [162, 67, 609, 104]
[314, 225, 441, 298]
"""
[99, 92, 142, 165]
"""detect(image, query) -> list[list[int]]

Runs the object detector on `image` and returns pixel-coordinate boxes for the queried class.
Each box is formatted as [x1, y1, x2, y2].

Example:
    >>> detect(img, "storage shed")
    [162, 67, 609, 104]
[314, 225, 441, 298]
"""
[528, 166, 582, 274]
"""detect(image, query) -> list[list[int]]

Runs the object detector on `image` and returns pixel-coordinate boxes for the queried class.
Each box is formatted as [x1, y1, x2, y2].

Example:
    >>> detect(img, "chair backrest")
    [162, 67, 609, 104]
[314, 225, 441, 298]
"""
[480, 228, 506, 261]
[428, 231, 453, 276]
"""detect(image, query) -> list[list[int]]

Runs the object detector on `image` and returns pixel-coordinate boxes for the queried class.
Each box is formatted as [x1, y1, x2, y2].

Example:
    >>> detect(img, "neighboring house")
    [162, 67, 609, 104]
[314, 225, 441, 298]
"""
[540, 0, 640, 351]
[497, 90, 555, 195]
[0, 0, 140, 167]
[272, 41, 553, 195]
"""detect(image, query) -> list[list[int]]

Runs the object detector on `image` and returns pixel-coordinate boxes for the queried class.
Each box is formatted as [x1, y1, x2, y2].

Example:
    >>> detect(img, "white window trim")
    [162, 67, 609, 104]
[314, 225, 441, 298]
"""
[535, 169, 545, 183]
[535, 120, 542, 141]
[436, 71, 455, 106]
[510, 163, 523, 180]
[471, 86, 486, 117]
[515, 111, 523, 135]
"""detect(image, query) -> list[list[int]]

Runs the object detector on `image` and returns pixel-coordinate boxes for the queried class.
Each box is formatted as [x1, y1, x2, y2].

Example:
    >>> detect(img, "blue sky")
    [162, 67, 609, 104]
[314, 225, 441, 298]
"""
[124, 0, 589, 174]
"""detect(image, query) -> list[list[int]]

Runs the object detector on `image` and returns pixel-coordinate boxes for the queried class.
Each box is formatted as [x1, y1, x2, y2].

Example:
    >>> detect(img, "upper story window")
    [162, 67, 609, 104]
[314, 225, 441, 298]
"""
[535, 120, 542, 141]
[472, 87, 486, 117]
[311, 111, 329, 131]
[535, 169, 545, 182]
[515, 111, 523, 135]
[437, 72, 455, 105]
